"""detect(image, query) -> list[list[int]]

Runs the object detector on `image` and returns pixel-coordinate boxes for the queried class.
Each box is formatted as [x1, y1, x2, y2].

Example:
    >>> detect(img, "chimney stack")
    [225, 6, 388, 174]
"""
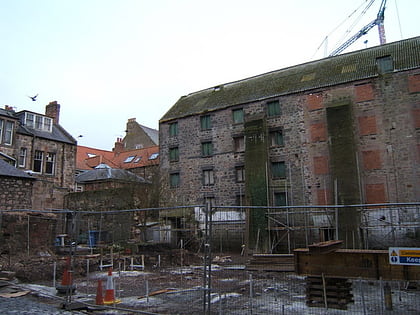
[45, 101, 60, 124]
[113, 137, 124, 155]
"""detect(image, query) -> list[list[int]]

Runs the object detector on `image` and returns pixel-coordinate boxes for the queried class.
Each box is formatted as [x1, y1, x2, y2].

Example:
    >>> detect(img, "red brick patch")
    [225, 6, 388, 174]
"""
[365, 183, 386, 204]
[408, 74, 420, 93]
[313, 156, 329, 175]
[355, 83, 374, 102]
[306, 93, 323, 111]
[310, 123, 327, 142]
[358, 116, 377, 135]
[362, 150, 382, 170]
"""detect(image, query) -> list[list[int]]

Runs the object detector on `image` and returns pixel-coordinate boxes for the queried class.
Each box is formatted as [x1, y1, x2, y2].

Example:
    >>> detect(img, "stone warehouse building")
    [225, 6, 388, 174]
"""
[0, 101, 77, 210]
[159, 37, 420, 250]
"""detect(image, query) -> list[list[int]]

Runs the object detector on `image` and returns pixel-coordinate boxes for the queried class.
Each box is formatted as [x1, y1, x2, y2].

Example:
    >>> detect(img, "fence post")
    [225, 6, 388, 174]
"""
[249, 273, 253, 314]
[203, 204, 212, 314]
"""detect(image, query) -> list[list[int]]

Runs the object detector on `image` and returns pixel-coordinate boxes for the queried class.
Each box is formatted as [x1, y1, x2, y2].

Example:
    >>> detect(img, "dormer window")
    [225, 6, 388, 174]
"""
[124, 155, 136, 163]
[149, 153, 159, 160]
[24, 112, 53, 132]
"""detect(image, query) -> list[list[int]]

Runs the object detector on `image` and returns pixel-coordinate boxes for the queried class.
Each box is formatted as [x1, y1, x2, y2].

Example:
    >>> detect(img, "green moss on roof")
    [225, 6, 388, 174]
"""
[160, 36, 420, 123]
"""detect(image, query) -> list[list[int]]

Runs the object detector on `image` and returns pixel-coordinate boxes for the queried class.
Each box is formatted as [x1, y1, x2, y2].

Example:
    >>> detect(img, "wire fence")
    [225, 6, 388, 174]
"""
[0, 203, 419, 314]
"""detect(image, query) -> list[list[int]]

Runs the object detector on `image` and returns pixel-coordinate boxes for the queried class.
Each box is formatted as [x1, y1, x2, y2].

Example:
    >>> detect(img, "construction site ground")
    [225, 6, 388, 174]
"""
[1, 247, 419, 314]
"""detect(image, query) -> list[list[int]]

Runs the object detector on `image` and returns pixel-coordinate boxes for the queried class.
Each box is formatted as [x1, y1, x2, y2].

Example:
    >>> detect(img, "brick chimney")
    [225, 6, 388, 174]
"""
[45, 101, 60, 124]
[113, 137, 124, 155]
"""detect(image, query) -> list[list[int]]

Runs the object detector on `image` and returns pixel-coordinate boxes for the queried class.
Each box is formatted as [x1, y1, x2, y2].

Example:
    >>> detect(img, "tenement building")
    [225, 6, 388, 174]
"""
[0, 101, 76, 210]
[159, 37, 420, 250]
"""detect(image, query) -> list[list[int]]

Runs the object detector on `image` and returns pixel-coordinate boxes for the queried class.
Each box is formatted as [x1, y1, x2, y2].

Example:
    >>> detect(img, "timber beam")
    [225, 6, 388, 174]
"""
[294, 248, 420, 281]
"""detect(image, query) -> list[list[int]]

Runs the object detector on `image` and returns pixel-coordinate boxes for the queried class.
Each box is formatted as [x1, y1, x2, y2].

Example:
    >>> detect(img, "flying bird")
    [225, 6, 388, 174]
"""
[28, 94, 38, 101]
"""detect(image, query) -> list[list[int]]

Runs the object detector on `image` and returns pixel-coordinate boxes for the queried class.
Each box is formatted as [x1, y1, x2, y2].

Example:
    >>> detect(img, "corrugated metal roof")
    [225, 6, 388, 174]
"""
[160, 37, 420, 122]
[75, 168, 148, 184]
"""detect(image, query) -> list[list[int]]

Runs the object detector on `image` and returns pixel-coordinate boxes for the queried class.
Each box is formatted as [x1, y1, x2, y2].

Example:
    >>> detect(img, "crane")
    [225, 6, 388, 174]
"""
[329, 0, 387, 56]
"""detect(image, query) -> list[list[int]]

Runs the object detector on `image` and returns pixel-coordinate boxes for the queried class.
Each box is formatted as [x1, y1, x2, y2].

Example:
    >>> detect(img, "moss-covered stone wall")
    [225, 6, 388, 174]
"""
[244, 118, 269, 251]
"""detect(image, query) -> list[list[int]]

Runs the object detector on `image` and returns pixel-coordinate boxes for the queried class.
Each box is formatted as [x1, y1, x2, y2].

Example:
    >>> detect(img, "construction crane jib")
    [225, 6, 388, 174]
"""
[329, 0, 387, 56]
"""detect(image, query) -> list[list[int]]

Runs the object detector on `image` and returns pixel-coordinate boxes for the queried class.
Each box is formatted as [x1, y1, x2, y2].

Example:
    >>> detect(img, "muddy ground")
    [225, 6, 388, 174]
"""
[1, 247, 419, 314]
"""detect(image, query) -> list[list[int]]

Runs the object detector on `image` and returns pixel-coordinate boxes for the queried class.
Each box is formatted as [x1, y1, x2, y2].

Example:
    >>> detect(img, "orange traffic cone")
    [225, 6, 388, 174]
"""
[95, 279, 104, 305]
[103, 268, 121, 305]
[56, 257, 76, 294]
[62, 257, 72, 286]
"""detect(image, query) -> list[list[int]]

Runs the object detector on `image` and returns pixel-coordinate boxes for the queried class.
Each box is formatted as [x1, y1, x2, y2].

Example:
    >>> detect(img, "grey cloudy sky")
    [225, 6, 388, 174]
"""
[1, 0, 418, 150]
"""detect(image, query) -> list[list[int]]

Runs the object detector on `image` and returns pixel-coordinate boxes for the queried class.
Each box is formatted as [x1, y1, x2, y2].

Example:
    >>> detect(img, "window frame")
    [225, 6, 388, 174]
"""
[169, 172, 180, 188]
[169, 146, 179, 162]
[45, 152, 56, 175]
[270, 129, 284, 146]
[232, 108, 244, 124]
[271, 161, 286, 179]
[203, 169, 215, 186]
[33, 150, 44, 173]
[18, 147, 27, 168]
[201, 141, 213, 157]
[2, 120, 14, 145]
[267, 100, 281, 117]
[235, 165, 245, 183]
[274, 191, 287, 206]
[376, 55, 393, 74]
[169, 122, 178, 136]
[200, 115, 212, 130]
[233, 135, 245, 152]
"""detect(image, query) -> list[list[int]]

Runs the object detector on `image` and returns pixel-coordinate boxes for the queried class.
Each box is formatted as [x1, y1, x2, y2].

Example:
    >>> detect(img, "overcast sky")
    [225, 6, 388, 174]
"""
[1, 0, 419, 150]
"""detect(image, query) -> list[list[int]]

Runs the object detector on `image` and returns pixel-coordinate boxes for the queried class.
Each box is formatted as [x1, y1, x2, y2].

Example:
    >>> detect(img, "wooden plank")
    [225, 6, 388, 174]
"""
[294, 249, 420, 280]
[308, 240, 343, 254]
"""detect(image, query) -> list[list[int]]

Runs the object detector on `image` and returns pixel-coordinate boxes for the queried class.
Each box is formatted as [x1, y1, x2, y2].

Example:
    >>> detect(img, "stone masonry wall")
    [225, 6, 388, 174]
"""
[0, 176, 34, 210]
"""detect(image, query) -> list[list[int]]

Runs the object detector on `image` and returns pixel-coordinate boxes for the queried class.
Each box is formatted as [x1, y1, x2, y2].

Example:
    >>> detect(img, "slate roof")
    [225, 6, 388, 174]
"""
[0, 159, 35, 179]
[75, 167, 148, 184]
[139, 124, 159, 145]
[15, 111, 76, 145]
[160, 36, 420, 122]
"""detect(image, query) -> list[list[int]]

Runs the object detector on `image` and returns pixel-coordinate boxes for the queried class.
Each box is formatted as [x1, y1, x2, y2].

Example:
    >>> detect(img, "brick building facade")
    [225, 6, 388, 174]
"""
[159, 37, 420, 249]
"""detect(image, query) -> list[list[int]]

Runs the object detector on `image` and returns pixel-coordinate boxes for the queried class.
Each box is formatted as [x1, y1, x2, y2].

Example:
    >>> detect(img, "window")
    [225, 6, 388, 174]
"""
[35, 115, 43, 130]
[274, 192, 287, 206]
[44, 118, 52, 132]
[267, 100, 281, 117]
[235, 165, 245, 183]
[18, 148, 27, 167]
[45, 152, 56, 175]
[232, 108, 244, 124]
[169, 122, 178, 136]
[271, 161, 286, 179]
[149, 153, 159, 160]
[376, 55, 393, 74]
[124, 156, 136, 163]
[25, 113, 34, 128]
[201, 141, 213, 157]
[169, 147, 179, 162]
[0, 119, 14, 145]
[270, 129, 284, 146]
[3, 121, 14, 145]
[33, 150, 43, 173]
[170, 172, 180, 188]
[134, 156, 142, 163]
[200, 115, 212, 130]
[24, 112, 52, 132]
[233, 136, 245, 152]
[203, 169, 214, 186]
